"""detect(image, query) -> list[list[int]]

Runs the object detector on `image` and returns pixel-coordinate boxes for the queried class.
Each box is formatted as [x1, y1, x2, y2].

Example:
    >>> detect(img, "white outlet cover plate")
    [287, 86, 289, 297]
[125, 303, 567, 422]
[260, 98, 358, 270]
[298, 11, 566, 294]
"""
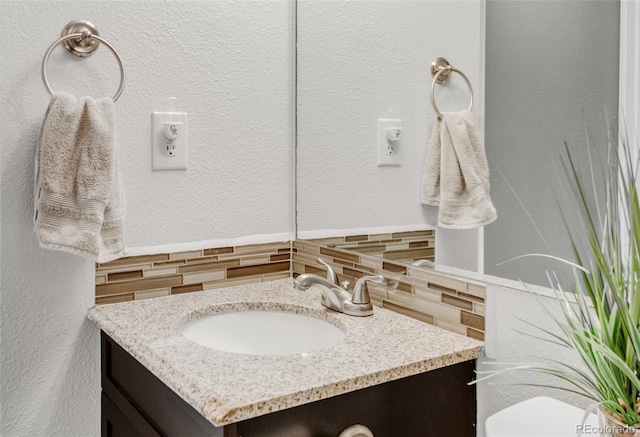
[377, 118, 402, 167]
[152, 112, 188, 170]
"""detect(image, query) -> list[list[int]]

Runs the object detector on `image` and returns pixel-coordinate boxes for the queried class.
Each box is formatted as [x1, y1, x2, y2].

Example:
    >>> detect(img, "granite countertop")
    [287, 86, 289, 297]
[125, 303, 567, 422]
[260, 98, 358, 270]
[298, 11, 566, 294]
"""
[88, 278, 482, 427]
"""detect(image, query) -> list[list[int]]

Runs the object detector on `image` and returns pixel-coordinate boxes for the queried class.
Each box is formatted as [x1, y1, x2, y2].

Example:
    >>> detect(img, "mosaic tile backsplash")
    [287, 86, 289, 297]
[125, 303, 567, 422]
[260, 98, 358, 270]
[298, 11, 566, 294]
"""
[94, 235, 484, 340]
[308, 230, 435, 264]
[95, 242, 291, 305]
[293, 239, 485, 340]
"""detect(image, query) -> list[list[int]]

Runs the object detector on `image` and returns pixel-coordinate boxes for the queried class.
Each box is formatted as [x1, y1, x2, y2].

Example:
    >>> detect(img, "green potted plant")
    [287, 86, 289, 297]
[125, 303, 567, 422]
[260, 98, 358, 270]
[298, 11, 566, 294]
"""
[477, 127, 639, 436]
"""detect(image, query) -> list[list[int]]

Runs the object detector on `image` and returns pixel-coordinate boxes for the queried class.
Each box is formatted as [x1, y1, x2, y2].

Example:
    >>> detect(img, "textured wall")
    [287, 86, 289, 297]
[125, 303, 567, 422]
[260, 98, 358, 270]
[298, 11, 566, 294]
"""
[484, 0, 620, 287]
[0, 1, 293, 435]
[296, 0, 484, 271]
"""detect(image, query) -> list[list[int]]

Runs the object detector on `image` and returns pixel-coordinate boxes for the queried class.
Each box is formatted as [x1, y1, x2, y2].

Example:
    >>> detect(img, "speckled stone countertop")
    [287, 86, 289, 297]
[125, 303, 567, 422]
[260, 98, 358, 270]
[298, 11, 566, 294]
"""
[88, 278, 482, 427]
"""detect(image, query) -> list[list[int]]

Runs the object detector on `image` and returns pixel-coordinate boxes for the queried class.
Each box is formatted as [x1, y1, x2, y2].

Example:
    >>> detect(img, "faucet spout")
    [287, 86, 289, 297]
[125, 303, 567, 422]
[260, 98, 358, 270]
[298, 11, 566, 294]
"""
[293, 262, 384, 317]
[320, 285, 351, 313]
[293, 273, 351, 312]
[293, 273, 341, 291]
[293, 273, 386, 316]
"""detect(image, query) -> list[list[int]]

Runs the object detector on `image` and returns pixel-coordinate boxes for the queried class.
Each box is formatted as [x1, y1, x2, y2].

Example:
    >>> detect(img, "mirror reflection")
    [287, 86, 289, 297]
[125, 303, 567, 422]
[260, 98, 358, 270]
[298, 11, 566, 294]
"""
[295, 0, 620, 288]
[305, 230, 436, 266]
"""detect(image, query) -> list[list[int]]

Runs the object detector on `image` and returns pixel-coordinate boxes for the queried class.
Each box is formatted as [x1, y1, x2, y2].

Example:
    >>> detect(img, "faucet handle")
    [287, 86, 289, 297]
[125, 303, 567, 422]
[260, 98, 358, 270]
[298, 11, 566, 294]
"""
[317, 258, 339, 285]
[352, 275, 386, 304]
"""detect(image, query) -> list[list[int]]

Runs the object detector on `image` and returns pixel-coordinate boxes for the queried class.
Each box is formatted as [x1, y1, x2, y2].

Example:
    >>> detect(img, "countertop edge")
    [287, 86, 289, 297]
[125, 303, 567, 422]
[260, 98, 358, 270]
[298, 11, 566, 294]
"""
[212, 345, 481, 425]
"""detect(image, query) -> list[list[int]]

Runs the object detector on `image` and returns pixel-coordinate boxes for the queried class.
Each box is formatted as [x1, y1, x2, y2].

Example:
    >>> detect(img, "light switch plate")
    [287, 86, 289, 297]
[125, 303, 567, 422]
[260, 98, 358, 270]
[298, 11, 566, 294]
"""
[152, 111, 187, 170]
[377, 118, 402, 166]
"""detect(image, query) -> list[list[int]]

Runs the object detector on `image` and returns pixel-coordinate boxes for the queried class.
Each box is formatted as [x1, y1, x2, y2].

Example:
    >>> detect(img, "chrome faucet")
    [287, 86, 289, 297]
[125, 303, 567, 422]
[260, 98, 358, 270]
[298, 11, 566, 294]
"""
[293, 258, 386, 317]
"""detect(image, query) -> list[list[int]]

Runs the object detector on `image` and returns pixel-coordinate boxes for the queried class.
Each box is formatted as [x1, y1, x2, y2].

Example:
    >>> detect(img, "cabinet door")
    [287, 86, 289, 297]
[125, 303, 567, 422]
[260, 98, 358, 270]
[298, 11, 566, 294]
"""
[102, 392, 143, 437]
[102, 332, 223, 437]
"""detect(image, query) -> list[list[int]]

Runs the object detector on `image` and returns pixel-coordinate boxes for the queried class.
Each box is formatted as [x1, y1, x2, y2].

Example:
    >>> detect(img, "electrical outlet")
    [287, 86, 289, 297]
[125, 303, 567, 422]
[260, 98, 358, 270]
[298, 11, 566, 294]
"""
[377, 118, 402, 166]
[152, 112, 188, 170]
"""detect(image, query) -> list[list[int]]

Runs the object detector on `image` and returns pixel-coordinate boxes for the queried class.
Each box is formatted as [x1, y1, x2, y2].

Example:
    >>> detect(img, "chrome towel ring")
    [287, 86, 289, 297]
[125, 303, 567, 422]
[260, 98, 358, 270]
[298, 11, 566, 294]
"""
[430, 57, 473, 119]
[41, 20, 125, 102]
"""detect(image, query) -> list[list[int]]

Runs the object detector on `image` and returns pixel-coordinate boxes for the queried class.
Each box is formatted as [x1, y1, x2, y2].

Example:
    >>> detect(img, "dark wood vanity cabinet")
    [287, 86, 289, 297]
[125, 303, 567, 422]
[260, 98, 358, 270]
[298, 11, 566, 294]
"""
[101, 332, 477, 437]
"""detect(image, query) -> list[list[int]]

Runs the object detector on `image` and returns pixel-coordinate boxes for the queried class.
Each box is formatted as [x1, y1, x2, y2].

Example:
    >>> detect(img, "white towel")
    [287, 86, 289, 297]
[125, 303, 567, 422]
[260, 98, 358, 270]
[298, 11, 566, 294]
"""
[34, 92, 125, 262]
[421, 110, 497, 229]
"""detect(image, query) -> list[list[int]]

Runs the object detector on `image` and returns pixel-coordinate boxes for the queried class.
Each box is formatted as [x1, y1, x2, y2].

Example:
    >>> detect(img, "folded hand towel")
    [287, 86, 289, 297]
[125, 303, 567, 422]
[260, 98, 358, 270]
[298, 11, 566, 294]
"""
[34, 92, 125, 262]
[421, 110, 497, 229]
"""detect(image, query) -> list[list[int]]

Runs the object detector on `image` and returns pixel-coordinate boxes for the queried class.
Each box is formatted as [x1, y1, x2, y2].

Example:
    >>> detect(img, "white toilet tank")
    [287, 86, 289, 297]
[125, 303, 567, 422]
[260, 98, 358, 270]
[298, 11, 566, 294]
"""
[485, 396, 599, 437]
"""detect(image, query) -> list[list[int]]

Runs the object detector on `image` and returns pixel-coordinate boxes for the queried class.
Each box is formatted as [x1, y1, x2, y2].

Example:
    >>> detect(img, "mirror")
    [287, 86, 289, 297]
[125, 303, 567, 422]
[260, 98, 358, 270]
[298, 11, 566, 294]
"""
[295, 0, 620, 288]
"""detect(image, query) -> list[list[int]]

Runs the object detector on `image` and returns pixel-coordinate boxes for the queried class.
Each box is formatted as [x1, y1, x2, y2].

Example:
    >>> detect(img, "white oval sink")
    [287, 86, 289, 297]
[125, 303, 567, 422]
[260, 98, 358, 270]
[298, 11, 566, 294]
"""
[181, 310, 345, 355]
